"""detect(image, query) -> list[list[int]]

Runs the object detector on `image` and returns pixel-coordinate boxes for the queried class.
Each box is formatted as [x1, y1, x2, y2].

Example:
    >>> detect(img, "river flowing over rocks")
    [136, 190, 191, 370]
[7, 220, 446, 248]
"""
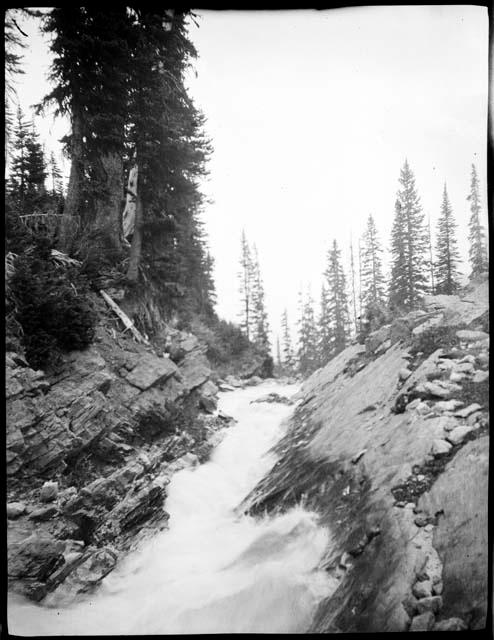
[7, 277, 489, 634]
[8, 381, 336, 635]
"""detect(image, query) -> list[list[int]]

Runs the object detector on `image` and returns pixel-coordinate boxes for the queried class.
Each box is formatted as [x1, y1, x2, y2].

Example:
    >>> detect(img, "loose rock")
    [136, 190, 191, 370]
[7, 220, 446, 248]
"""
[412, 580, 433, 599]
[446, 426, 474, 445]
[416, 595, 443, 614]
[7, 502, 27, 519]
[39, 481, 58, 503]
[409, 612, 435, 631]
[28, 505, 59, 521]
[431, 439, 452, 457]
[432, 617, 468, 631]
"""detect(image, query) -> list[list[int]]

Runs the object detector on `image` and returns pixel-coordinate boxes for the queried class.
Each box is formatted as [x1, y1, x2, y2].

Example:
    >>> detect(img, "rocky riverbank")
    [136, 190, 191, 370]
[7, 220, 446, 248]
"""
[242, 276, 489, 632]
[6, 315, 270, 604]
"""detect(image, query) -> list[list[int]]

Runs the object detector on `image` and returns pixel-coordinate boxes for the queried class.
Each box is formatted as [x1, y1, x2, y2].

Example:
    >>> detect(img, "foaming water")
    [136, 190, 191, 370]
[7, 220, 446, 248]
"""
[8, 381, 335, 635]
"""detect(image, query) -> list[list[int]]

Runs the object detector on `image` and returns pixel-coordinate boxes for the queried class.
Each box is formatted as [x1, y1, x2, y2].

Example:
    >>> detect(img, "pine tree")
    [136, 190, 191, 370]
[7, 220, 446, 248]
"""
[435, 184, 462, 294]
[238, 230, 254, 341]
[388, 160, 428, 312]
[318, 284, 333, 365]
[297, 288, 319, 376]
[349, 234, 358, 335]
[250, 244, 270, 351]
[8, 106, 31, 209]
[281, 309, 295, 372]
[427, 214, 435, 295]
[48, 151, 64, 197]
[361, 214, 386, 314]
[467, 163, 488, 276]
[275, 336, 282, 369]
[324, 239, 350, 356]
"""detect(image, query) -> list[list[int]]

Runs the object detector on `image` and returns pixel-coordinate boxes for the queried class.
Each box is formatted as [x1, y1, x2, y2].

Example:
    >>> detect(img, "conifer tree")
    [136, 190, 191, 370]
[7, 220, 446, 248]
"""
[388, 160, 428, 312]
[48, 151, 64, 197]
[467, 163, 488, 276]
[427, 214, 435, 295]
[250, 244, 270, 351]
[324, 239, 350, 356]
[275, 336, 282, 370]
[318, 284, 333, 365]
[361, 214, 386, 313]
[297, 288, 319, 376]
[281, 309, 295, 372]
[238, 230, 253, 341]
[349, 235, 358, 335]
[435, 184, 462, 294]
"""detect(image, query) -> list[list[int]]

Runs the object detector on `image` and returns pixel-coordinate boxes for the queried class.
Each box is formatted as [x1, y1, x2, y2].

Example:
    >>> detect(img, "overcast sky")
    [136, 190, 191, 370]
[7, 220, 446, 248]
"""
[13, 7, 489, 350]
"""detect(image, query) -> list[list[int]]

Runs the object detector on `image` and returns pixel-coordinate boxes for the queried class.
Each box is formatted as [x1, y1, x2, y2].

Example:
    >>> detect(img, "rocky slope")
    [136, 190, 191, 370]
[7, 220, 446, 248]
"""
[242, 276, 489, 632]
[6, 315, 246, 603]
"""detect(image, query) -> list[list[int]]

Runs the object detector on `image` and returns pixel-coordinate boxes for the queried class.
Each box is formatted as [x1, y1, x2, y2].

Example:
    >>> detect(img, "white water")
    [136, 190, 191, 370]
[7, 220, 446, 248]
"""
[9, 381, 335, 635]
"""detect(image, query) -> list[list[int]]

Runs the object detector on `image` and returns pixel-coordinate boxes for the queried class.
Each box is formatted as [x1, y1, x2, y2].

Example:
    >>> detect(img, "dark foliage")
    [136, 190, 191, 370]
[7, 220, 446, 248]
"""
[408, 325, 462, 358]
[9, 236, 97, 369]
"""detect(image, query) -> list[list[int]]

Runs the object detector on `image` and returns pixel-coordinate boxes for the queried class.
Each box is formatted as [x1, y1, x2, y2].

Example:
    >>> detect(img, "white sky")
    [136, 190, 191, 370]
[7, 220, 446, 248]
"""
[11, 6, 489, 350]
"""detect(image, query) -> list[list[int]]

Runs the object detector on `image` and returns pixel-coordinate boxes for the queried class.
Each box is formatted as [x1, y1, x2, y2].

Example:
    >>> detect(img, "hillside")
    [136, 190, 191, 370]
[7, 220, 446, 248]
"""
[242, 276, 489, 632]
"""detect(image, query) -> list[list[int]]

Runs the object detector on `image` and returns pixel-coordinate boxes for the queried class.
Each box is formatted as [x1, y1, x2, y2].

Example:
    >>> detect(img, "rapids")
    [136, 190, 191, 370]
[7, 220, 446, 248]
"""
[8, 381, 336, 635]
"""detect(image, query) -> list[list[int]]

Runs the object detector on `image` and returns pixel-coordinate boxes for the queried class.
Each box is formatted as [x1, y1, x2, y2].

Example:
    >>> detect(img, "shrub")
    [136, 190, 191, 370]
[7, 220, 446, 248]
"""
[9, 236, 97, 370]
[409, 324, 462, 358]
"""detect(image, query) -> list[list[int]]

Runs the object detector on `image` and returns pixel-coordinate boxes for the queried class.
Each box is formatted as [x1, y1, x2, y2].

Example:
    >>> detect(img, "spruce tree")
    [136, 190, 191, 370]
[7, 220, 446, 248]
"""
[361, 214, 386, 314]
[324, 239, 350, 356]
[435, 184, 462, 295]
[281, 309, 295, 372]
[318, 284, 333, 365]
[349, 235, 358, 335]
[238, 230, 253, 341]
[426, 214, 436, 295]
[467, 163, 488, 276]
[250, 245, 270, 351]
[297, 288, 319, 376]
[388, 160, 428, 312]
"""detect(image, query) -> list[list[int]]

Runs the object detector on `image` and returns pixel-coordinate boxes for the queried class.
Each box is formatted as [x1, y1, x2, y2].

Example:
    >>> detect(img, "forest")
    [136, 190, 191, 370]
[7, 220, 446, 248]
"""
[5, 7, 265, 373]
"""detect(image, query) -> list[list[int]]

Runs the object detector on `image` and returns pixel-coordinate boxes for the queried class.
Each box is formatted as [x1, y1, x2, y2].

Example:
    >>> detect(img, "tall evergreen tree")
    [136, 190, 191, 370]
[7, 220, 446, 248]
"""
[238, 230, 254, 341]
[361, 214, 386, 313]
[349, 234, 358, 335]
[48, 151, 64, 197]
[435, 184, 462, 294]
[324, 239, 350, 356]
[281, 308, 295, 372]
[388, 160, 428, 311]
[426, 214, 436, 295]
[297, 288, 319, 376]
[467, 163, 488, 276]
[318, 283, 333, 365]
[250, 244, 270, 351]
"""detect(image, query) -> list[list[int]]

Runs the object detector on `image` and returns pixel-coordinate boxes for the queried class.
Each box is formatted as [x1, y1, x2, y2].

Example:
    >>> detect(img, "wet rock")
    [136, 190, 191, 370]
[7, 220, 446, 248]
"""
[217, 381, 235, 392]
[9, 533, 65, 581]
[454, 403, 483, 418]
[7, 502, 27, 519]
[224, 375, 243, 388]
[113, 484, 165, 532]
[446, 426, 474, 446]
[244, 375, 263, 386]
[28, 505, 59, 521]
[412, 580, 433, 599]
[409, 612, 435, 631]
[252, 393, 294, 405]
[431, 439, 452, 457]
[416, 595, 442, 614]
[39, 481, 58, 503]
[65, 546, 118, 593]
[432, 617, 467, 631]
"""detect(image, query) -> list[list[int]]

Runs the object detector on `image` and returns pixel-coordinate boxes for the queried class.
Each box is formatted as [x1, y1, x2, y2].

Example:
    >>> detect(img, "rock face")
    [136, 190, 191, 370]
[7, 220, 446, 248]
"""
[6, 320, 234, 603]
[242, 278, 488, 633]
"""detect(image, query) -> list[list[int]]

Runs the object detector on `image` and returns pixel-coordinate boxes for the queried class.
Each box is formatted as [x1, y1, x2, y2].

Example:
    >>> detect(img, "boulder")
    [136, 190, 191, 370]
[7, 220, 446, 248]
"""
[454, 403, 482, 418]
[244, 376, 263, 386]
[434, 399, 463, 412]
[412, 580, 433, 599]
[431, 439, 452, 457]
[472, 370, 489, 384]
[7, 502, 27, 519]
[409, 612, 435, 631]
[39, 481, 58, 503]
[453, 362, 474, 374]
[456, 329, 489, 343]
[366, 324, 391, 353]
[398, 368, 412, 381]
[124, 354, 178, 391]
[63, 547, 118, 593]
[416, 596, 443, 614]
[432, 617, 468, 631]
[9, 533, 65, 581]
[446, 426, 474, 446]
[28, 505, 59, 521]
[225, 375, 243, 388]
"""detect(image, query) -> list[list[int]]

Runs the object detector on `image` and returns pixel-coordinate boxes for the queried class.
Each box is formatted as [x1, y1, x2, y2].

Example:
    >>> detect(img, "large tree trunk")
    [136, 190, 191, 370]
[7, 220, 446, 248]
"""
[126, 189, 143, 283]
[59, 107, 83, 252]
[92, 151, 124, 254]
